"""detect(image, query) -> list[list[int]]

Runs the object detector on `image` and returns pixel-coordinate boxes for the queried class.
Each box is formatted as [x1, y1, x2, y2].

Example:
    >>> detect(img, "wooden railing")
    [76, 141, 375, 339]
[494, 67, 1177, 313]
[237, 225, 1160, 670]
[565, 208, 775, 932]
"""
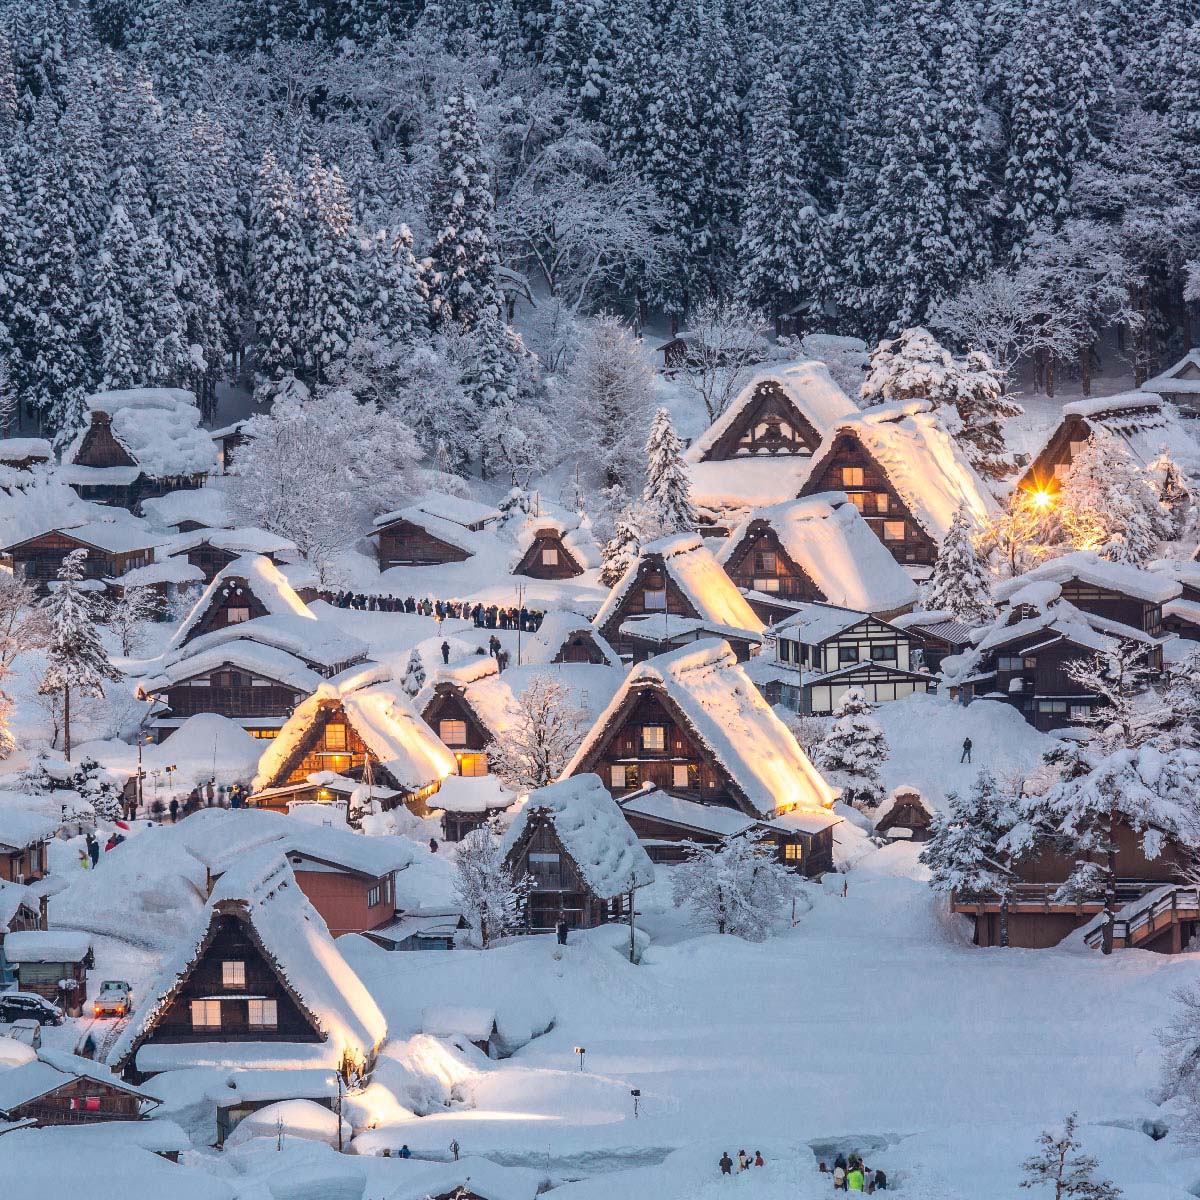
[1083, 886, 1200, 949]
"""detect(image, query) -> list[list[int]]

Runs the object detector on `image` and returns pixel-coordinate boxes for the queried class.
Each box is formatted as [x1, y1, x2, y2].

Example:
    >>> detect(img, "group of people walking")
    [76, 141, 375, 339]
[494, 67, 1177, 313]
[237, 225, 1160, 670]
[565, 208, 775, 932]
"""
[719, 1150, 765, 1175]
[822, 1152, 887, 1192]
[316, 590, 545, 631]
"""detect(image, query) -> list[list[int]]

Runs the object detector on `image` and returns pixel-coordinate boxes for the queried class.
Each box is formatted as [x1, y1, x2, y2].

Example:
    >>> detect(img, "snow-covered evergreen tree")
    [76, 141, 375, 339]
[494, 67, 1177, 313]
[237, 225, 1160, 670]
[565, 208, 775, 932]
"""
[103, 585, 161, 656]
[90, 195, 142, 391]
[544, 0, 615, 120]
[1063, 640, 1159, 752]
[453, 827, 533, 947]
[924, 504, 995, 623]
[1019, 1114, 1122, 1199]
[815, 688, 888, 809]
[600, 500, 643, 588]
[1149, 446, 1192, 538]
[39, 549, 121, 760]
[363, 224, 429, 343]
[401, 647, 426, 697]
[74, 757, 122, 822]
[427, 85, 500, 330]
[670, 833, 794, 940]
[641, 407, 696, 539]
[486, 674, 588, 789]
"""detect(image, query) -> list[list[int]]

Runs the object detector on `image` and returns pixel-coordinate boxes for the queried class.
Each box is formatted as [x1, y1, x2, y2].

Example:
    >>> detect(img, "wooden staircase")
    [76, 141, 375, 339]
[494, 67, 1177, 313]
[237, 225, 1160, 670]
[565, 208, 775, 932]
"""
[1084, 886, 1200, 953]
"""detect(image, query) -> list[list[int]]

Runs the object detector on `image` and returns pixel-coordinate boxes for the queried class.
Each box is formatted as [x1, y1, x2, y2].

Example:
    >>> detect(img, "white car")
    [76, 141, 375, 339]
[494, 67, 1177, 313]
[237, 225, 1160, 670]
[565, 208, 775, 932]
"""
[92, 980, 132, 1018]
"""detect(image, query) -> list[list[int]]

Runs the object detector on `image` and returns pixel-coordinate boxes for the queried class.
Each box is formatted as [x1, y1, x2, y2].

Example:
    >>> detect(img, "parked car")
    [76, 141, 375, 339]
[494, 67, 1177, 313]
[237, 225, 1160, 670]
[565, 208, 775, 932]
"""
[5, 1019, 41, 1048]
[92, 980, 132, 1018]
[0, 991, 63, 1026]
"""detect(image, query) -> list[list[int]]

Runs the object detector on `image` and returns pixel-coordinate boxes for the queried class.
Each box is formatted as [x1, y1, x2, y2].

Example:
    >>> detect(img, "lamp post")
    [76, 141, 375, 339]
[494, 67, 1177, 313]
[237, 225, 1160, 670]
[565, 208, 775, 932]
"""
[573, 1045, 586, 1072]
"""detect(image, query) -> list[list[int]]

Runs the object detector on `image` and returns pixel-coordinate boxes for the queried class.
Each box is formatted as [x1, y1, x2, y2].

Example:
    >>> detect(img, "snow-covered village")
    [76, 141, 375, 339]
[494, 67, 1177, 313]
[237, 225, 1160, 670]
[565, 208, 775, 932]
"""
[5, 1, 1200, 1198]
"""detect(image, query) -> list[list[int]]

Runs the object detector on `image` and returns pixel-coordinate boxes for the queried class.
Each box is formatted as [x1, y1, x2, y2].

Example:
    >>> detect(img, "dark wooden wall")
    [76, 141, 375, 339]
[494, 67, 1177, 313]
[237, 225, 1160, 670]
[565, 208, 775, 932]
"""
[721, 523, 824, 601]
[375, 520, 469, 567]
[513, 532, 583, 579]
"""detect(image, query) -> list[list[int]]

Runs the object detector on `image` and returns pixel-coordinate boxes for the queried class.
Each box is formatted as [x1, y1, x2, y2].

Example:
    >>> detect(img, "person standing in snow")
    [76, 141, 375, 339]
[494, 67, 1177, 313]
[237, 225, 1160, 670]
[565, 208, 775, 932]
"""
[874, 1168, 887, 1190]
[754, 1151, 764, 1167]
[86, 834, 99, 867]
[719, 1152, 733, 1176]
[847, 1165, 865, 1191]
[450, 1139, 460, 1161]
[429, 837, 438, 854]
[398, 1144, 411, 1159]
[169, 796, 179, 823]
[555, 917, 568, 946]
[78, 847, 90, 870]
[833, 1164, 847, 1190]
[960, 736, 972, 763]
[864, 1167, 876, 1193]
[441, 640, 451, 664]
[737, 1150, 749, 1171]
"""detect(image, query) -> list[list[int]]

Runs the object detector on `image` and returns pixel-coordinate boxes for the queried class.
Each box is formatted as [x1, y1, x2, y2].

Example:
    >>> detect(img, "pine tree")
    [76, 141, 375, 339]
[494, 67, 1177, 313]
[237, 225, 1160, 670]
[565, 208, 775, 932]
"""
[301, 157, 360, 385]
[737, 70, 817, 320]
[251, 151, 308, 388]
[0, 152, 23, 362]
[364, 224, 429, 343]
[920, 770, 1014, 913]
[816, 688, 889, 809]
[38, 549, 121, 761]
[600, 504, 643, 588]
[924, 504, 995, 622]
[544, 0, 615, 120]
[641, 408, 696, 538]
[1019, 1114, 1122, 1199]
[123, 0, 203, 90]
[90, 197, 141, 391]
[401, 647, 426, 697]
[427, 85, 500, 330]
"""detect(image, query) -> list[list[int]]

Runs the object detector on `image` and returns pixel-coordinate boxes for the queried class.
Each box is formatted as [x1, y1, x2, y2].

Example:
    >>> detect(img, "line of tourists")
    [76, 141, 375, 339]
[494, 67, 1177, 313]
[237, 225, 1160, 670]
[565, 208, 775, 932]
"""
[822, 1151, 887, 1192]
[316, 591, 545, 631]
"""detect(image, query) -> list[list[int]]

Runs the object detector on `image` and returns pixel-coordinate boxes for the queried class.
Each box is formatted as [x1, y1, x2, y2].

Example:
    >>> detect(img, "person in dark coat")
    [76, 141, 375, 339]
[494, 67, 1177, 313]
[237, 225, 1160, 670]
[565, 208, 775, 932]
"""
[555, 917, 568, 946]
[429, 837, 438, 853]
[718, 1152, 733, 1176]
[960, 736, 972, 763]
[398, 1144, 411, 1159]
[489, 635, 500, 659]
[169, 797, 179, 823]
[86, 834, 99, 867]
[441, 640, 451, 664]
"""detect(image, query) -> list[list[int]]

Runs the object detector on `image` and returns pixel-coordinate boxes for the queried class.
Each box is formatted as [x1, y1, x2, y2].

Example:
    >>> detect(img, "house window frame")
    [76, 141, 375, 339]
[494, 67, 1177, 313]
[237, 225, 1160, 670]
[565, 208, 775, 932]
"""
[222, 960, 246, 989]
[191, 999, 222, 1030]
[247, 999, 278, 1030]
[439, 719, 468, 746]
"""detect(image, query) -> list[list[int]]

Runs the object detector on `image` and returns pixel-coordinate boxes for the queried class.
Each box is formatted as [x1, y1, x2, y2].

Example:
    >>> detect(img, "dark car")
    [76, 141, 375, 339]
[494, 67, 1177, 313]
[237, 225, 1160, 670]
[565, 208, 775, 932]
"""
[0, 991, 64, 1026]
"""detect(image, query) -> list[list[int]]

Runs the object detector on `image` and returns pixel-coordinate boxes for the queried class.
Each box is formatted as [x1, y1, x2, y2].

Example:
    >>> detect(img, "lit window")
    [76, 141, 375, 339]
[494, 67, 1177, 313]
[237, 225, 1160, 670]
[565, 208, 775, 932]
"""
[541, 547, 559, 566]
[643, 588, 667, 610]
[784, 843, 803, 861]
[222, 961, 246, 989]
[641, 725, 666, 751]
[874, 493, 889, 512]
[458, 753, 488, 777]
[440, 719, 467, 746]
[754, 578, 781, 593]
[325, 723, 347, 751]
[191, 999, 221, 1030]
[841, 466, 864, 487]
[846, 492, 867, 511]
[247, 999, 277, 1030]
[226, 606, 250, 624]
[610, 765, 625, 789]
[367, 885, 381, 907]
[672, 764, 690, 789]
[883, 521, 905, 541]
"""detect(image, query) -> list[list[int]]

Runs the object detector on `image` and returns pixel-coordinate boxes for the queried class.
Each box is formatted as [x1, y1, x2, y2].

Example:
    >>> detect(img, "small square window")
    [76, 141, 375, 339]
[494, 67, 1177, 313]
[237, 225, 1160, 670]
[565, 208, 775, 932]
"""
[459, 753, 488, 777]
[325, 723, 348, 751]
[191, 999, 221, 1030]
[439, 719, 467, 746]
[672, 764, 690, 789]
[883, 521, 906, 541]
[248, 999, 277, 1030]
[754, 577, 780, 593]
[846, 492, 867, 511]
[610, 765, 625, 789]
[624, 765, 640, 789]
[784, 843, 803, 861]
[643, 588, 667, 611]
[841, 466, 864, 487]
[222, 961, 246, 989]
[367, 885, 381, 907]
[754, 551, 777, 574]
[226, 606, 250, 624]
[838, 645, 859, 664]
[541, 547, 559, 566]
[870, 644, 897, 662]
[874, 493, 889, 512]
[642, 725, 666, 751]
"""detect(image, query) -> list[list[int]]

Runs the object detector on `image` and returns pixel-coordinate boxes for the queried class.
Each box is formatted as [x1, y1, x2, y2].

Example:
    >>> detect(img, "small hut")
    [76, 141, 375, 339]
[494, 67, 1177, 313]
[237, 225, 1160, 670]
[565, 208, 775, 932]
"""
[5, 931, 93, 1014]
[873, 786, 936, 842]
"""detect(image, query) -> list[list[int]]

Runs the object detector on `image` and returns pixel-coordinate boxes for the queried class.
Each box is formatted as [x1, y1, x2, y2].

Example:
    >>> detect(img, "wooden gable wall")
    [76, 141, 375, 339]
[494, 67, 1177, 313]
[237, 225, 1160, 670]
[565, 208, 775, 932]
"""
[598, 557, 700, 647]
[271, 702, 380, 788]
[72, 413, 137, 469]
[375, 519, 469, 568]
[1018, 413, 1095, 492]
[800, 431, 939, 564]
[422, 687, 493, 752]
[513, 530, 583, 579]
[720, 522, 824, 601]
[553, 631, 610, 665]
[701, 381, 823, 460]
[164, 665, 307, 721]
[183, 579, 272, 645]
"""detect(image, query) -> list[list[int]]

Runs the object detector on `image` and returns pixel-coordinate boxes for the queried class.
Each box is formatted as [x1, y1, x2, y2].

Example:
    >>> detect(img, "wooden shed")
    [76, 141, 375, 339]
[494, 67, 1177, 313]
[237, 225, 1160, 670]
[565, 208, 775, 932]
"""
[5, 931, 93, 1013]
[0, 1049, 159, 1125]
[872, 787, 935, 842]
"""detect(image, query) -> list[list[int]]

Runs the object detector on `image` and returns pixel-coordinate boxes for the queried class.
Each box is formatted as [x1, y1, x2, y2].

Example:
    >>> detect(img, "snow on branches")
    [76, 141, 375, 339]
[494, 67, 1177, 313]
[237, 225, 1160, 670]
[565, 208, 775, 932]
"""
[486, 674, 588, 791]
[453, 827, 532, 948]
[923, 503, 995, 623]
[815, 688, 888, 809]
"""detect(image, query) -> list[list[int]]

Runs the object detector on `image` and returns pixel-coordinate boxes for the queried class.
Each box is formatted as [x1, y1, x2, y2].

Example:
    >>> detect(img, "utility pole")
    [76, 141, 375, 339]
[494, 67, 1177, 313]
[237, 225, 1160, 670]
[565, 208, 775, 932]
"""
[515, 581, 526, 667]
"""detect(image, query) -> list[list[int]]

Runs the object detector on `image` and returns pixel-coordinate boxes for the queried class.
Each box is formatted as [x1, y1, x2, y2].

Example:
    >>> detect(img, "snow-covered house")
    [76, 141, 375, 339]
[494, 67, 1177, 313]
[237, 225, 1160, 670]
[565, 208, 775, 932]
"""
[520, 609, 621, 667]
[62, 389, 216, 509]
[952, 579, 1167, 732]
[251, 666, 455, 816]
[748, 602, 933, 714]
[1152, 559, 1200, 640]
[717, 492, 918, 621]
[685, 362, 857, 511]
[0, 438, 51, 472]
[140, 488, 233, 535]
[5, 931, 93, 1011]
[166, 527, 298, 583]
[169, 555, 314, 651]
[872, 786, 935, 842]
[370, 499, 491, 569]
[108, 855, 387, 1081]
[0, 806, 57, 886]
[136, 641, 324, 742]
[798, 400, 999, 565]
[594, 532, 764, 661]
[1143, 349, 1200, 419]
[511, 518, 599, 579]
[2, 519, 164, 595]
[209, 420, 249, 475]
[566, 639, 838, 874]
[0, 1047, 160, 1126]
[0, 880, 44, 986]
[1017, 391, 1200, 494]
[500, 775, 654, 932]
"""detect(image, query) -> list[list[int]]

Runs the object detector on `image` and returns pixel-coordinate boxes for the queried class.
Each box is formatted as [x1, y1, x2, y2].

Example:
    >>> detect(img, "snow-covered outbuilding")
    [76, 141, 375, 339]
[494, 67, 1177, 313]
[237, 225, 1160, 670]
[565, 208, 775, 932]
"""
[1143, 349, 1200, 419]
[140, 488, 233, 535]
[2, 518, 164, 596]
[165, 526, 298, 583]
[0, 1047, 160, 1125]
[169, 555, 314, 651]
[370, 506, 485, 568]
[1151, 558, 1200, 640]
[595, 532, 764, 661]
[685, 361, 857, 511]
[108, 855, 387, 1080]
[1017, 390, 1200, 494]
[511, 517, 599, 579]
[872, 786, 935, 842]
[747, 602, 933, 714]
[0, 439, 51, 471]
[798, 400, 999, 565]
[62, 389, 216, 509]
[567, 639, 838, 873]
[5, 931, 93, 1011]
[251, 665, 456, 817]
[0, 806, 58, 885]
[501, 775, 654, 932]
[519, 609, 621, 667]
[717, 492, 918, 621]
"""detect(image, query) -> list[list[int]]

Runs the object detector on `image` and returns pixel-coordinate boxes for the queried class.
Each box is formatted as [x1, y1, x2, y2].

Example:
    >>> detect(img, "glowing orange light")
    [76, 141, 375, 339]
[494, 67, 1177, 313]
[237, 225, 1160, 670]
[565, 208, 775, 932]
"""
[1030, 489, 1054, 510]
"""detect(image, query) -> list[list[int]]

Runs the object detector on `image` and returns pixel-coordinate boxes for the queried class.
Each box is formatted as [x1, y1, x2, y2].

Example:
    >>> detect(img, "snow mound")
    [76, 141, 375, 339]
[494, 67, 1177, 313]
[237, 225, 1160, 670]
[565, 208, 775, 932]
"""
[224, 1098, 352, 1148]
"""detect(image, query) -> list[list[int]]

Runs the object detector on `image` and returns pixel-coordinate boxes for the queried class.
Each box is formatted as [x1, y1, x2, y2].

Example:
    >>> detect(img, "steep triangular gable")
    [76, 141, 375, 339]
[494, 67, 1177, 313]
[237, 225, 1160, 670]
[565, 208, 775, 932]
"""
[179, 575, 271, 646]
[512, 528, 584, 577]
[71, 412, 138, 469]
[421, 683, 496, 744]
[1017, 413, 1094, 493]
[719, 520, 825, 599]
[255, 700, 398, 792]
[700, 379, 826, 460]
[596, 556, 702, 643]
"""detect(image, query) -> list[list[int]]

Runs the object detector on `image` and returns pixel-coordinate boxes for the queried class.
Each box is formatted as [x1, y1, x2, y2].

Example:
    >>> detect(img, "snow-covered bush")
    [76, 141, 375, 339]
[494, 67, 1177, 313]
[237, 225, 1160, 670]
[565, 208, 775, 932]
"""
[670, 834, 794, 941]
[453, 828, 532, 947]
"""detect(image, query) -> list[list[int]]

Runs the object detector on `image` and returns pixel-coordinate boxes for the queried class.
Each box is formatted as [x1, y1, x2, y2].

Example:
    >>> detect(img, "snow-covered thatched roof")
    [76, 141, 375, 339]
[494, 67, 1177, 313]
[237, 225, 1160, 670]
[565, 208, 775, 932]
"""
[513, 514, 601, 571]
[169, 555, 313, 650]
[567, 639, 836, 818]
[164, 613, 367, 674]
[110, 558, 205, 588]
[809, 400, 998, 542]
[595, 533, 764, 636]
[252, 666, 455, 794]
[719, 492, 918, 615]
[521, 609, 620, 667]
[109, 855, 386, 1074]
[687, 360, 857, 463]
[993, 552, 1182, 607]
[502, 775, 655, 899]
[370, 505, 484, 555]
[0, 438, 51, 465]
[872, 785, 935, 825]
[140, 488, 233, 532]
[166, 526, 297, 558]
[138, 640, 324, 695]
[67, 388, 217, 479]
[1143, 349, 1200, 397]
